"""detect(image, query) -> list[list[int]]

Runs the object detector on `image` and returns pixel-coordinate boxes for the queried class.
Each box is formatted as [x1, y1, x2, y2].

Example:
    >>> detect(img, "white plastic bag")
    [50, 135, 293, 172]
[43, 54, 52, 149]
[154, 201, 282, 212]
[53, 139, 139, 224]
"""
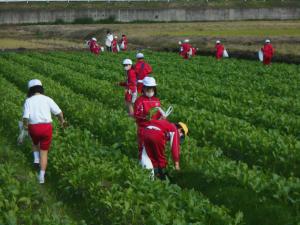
[117, 44, 120, 52]
[84, 40, 90, 48]
[188, 48, 193, 58]
[131, 92, 137, 103]
[120, 41, 125, 50]
[17, 121, 28, 145]
[100, 47, 104, 52]
[140, 146, 154, 179]
[223, 49, 229, 58]
[258, 50, 264, 62]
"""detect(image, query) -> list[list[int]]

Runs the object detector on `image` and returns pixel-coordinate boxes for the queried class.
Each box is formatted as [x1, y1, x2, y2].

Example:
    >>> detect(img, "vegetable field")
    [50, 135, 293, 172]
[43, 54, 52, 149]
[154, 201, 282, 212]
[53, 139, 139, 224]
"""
[0, 51, 299, 225]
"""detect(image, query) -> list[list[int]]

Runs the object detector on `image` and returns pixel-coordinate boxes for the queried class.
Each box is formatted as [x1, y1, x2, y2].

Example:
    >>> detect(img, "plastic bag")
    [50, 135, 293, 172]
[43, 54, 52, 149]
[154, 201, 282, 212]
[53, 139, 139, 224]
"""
[223, 49, 229, 58]
[188, 48, 193, 58]
[17, 121, 28, 145]
[140, 147, 154, 179]
[258, 50, 264, 61]
[120, 41, 125, 50]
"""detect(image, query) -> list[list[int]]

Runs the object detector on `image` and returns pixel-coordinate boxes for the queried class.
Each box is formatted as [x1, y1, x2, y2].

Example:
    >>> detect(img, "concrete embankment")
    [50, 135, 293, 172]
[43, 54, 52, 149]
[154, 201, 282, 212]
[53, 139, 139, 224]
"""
[0, 7, 300, 24]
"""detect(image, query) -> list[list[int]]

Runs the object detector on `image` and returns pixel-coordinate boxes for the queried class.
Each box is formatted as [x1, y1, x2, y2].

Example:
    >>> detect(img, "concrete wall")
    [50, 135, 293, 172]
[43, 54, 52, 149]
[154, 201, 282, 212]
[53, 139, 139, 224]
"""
[0, 7, 300, 24]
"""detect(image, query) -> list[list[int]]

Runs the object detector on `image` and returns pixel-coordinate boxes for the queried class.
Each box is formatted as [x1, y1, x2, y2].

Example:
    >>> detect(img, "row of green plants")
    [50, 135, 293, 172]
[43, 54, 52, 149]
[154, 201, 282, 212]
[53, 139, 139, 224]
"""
[0, 54, 299, 210]
[0, 81, 83, 225]
[26, 52, 300, 138]
[47, 51, 300, 106]
[6, 53, 300, 177]
[0, 73, 241, 224]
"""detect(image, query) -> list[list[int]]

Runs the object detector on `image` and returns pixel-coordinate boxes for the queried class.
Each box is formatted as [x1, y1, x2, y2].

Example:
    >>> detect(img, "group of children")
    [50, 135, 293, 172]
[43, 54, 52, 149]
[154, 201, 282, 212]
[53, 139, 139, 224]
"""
[179, 39, 274, 65]
[87, 31, 275, 65]
[20, 35, 274, 184]
[87, 30, 128, 55]
[118, 53, 188, 180]
[19, 52, 188, 183]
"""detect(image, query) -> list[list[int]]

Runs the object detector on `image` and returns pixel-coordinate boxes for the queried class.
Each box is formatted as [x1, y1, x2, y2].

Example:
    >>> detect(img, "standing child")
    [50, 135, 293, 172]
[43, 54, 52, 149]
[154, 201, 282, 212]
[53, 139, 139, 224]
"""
[215, 40, 225, 60]
[120, 34, 128, 51]
[261, 39, 274, 65]
[22, 79, 66, 184]
[134, 77, 163, 161]
[134, 53, 153, 94]
[112, 36, 120, 53]
[118, 59, 137, 116]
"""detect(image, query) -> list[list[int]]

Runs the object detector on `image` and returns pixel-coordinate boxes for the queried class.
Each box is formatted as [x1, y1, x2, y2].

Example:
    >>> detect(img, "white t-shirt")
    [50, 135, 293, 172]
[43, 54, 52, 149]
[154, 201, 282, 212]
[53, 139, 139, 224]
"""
[23, 95, 62, 124]
[105, 34, 114, 47]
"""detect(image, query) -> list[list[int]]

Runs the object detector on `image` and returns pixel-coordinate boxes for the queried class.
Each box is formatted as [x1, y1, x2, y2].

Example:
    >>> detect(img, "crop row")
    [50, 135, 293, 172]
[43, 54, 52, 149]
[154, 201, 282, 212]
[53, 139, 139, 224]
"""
[0, 55, 299, 207]
[0, 74, 241, 225]
[47, 51, 300, 105]
[4, 54, 300, 177]
[26, 52, 300, 138]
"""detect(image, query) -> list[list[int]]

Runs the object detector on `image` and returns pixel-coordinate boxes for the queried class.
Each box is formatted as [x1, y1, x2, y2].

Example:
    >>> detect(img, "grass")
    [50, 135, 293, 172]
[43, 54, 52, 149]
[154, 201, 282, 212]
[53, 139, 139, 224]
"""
[0, 38, 81, 50]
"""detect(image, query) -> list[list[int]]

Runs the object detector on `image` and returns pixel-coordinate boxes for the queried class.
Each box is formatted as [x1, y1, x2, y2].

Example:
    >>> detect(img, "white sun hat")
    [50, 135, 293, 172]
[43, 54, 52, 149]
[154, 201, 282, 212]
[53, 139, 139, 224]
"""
[265, 39, 271, 43]
[92, 37, 97, 41]
[28, 79, 42, 89]
[143, 77, 157, 87]
[216, 40, 221, 44]
[122, 59, 133, 65]
[136, 53, 144, 59]
[184, 39, 190, 43]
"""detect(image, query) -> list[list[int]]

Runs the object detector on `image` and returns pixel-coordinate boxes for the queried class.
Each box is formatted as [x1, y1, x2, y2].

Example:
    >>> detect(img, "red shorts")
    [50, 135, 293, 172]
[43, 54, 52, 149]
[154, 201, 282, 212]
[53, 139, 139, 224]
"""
[28, 123, 53, 151]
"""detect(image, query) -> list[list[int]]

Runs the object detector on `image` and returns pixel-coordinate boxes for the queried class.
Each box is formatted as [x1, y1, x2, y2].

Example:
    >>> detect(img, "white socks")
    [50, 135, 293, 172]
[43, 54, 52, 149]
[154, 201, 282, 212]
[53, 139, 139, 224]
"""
[33, 151, 40, 164]
[39, 170, 45, 184]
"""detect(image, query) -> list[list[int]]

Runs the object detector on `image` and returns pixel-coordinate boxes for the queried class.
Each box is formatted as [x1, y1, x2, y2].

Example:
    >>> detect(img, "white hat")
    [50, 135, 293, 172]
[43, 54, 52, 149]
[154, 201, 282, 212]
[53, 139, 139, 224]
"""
[114, 36, 118, 39]
[216, 40, 221, 44]
[178, 41, 182, 45]
[184, 39, 189, 43]
[136, 53, 144, 59]
[28, 79, 42, 89]
[123, 59, 133, 65]
[143, 77, 157, 87]
[92, 37, 97, 41]
[265, 39, 271, 43]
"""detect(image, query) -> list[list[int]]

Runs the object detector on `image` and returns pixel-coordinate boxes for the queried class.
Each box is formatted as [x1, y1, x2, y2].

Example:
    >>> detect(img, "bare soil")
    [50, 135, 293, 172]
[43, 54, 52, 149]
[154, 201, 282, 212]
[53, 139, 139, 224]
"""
[0, 21, 300, 63]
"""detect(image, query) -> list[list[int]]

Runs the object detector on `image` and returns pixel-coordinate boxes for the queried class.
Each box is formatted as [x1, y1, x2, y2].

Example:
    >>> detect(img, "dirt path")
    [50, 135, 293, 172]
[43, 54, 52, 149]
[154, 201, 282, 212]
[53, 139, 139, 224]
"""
[0, 21, 299, 62]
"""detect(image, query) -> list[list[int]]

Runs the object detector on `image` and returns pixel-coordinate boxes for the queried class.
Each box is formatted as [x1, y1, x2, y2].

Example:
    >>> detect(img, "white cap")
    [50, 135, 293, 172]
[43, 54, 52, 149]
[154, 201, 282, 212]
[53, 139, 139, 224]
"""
[143, 77, 157, 87]
[136, 53, 144, 59]
[28, 79, 42, 89]
[265, 39, 271, 43]
[178, 41, 182, 45]
[92, 37, 97, 41]
[114, 36, 118, 39]
[184, 39, 189, 43]
[216, 40, 221, 44]
[123, 59, 133, 65]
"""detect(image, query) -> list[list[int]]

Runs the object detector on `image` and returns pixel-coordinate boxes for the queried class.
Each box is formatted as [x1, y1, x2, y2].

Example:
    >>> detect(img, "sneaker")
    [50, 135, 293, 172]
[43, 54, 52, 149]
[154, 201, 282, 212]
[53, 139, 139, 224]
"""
[39, 174, 45, 184]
